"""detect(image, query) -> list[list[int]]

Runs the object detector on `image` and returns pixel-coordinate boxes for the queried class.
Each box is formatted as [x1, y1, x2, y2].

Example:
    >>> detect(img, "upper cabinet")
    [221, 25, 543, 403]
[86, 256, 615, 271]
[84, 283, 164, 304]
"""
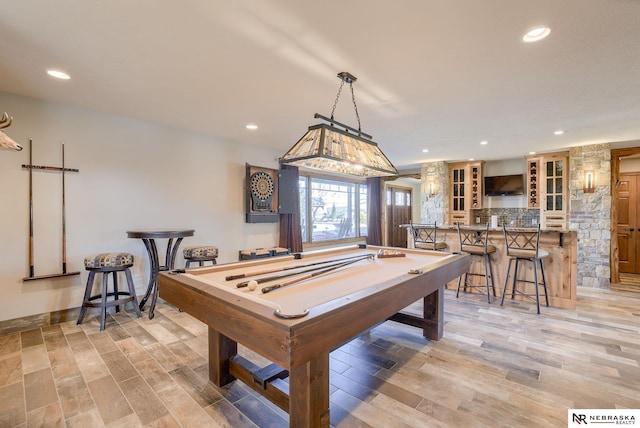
[541, 152, 569, 229]
[448, 161, 483, 225]
[526, 155, 540, 208]
[470, 162, 483, 210]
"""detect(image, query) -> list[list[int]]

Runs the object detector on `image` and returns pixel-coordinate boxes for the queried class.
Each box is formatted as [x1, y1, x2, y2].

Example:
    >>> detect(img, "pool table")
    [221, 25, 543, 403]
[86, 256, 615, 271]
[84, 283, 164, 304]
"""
[159, 244, 468, 427]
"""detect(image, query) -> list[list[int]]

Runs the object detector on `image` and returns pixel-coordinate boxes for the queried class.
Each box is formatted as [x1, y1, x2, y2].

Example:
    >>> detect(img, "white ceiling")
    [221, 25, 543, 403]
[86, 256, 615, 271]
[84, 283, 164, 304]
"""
[1, 0, 640, 170]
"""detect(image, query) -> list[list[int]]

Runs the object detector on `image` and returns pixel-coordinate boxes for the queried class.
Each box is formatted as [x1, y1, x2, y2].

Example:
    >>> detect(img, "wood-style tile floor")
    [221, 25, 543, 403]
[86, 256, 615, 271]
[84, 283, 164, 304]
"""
[1, 287, 639, 427]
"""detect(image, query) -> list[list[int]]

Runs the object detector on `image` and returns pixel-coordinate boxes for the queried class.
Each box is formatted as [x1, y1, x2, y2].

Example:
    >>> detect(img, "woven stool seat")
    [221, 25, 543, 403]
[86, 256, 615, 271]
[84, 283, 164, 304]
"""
[78, 252, 140, 331]
[184, 245, 219, 268]
[84, 252, 134, 269]
[183, 246, 219, 259]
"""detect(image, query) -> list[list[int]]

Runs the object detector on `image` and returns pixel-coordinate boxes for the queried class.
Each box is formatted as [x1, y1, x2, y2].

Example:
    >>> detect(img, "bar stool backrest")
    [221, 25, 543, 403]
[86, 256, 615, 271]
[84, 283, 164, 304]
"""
[457, 222, 490, 254]
[503, 224, 542, 259]
[410, 222, 439, 246]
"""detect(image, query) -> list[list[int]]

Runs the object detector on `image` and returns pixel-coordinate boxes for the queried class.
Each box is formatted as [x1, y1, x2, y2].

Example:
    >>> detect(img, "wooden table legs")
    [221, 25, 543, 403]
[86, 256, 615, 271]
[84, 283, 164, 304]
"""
[289, 352, 330, 428]
[208, 328, 330, 428]
[387, 287, 444, 340]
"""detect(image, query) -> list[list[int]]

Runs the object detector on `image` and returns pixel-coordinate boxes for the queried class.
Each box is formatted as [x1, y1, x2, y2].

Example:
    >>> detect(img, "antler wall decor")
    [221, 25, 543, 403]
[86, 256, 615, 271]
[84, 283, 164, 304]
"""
[0, 112, 23, 151]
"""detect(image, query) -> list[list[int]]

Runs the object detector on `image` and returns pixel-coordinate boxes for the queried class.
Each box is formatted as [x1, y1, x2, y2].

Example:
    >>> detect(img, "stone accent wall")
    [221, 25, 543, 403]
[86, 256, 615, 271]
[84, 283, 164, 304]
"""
[420, 162, 448, 225]
[569, 144, 611, 288]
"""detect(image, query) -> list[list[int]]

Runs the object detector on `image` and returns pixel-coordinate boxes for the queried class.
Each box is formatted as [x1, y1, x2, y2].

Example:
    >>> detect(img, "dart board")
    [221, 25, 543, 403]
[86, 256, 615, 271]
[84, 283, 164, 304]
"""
[245, 164, 279, 223]
[250, 171, 274, 211]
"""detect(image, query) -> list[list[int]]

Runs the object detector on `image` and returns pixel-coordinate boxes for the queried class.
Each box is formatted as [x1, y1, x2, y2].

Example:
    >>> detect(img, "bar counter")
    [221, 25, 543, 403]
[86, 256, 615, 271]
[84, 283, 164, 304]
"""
[406, 225, 577, 309]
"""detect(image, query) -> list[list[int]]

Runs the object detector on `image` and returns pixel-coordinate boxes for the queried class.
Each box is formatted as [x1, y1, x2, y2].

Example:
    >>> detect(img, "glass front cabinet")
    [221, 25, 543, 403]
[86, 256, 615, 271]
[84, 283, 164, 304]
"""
[539, 152, 569, 230]
[448, 161, 483, 225]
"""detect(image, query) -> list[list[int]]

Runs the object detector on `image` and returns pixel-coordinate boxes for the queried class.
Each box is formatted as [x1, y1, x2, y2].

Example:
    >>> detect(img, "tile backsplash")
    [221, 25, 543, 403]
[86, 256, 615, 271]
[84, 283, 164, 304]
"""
[472, 208, 540, 227]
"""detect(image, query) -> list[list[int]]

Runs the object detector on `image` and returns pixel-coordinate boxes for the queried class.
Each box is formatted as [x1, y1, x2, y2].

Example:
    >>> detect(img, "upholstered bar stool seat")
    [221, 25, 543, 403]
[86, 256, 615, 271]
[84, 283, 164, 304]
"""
[505, 248, 549, 259]
[77, 252, 141, 331]
[460, 243, 498, 254]
[184, 245, 218, 268]
[416, 241, 448, 251]
[84, 252, 134, 269]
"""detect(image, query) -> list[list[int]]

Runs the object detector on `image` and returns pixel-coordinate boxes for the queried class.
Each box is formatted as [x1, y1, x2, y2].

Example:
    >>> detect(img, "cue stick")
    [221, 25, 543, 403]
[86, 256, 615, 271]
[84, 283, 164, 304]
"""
[61, 142, 67, 273]
[261, 253, 374, 294]
[27, 138, 34, 278]
[236, 253, 373, 288]
[20, 165, 79, 172]
[227, 253, 371, 281]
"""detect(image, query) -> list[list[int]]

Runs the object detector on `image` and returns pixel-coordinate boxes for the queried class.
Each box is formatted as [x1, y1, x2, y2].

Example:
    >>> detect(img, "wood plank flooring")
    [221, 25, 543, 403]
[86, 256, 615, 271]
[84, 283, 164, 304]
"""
[1, 287, 639, 427]
[612, 273, 640, 293]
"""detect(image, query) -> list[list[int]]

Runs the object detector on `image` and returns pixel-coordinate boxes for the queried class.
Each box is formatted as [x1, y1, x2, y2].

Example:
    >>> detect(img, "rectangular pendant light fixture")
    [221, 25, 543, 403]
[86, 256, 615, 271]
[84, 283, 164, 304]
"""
[280, 72, 398, 177]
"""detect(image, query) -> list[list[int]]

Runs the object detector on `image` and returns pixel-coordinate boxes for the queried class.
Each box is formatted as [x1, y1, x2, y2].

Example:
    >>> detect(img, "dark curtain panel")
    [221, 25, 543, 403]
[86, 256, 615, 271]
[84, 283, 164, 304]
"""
[279, 165, 303, 253]
[366, 177, 383, 245]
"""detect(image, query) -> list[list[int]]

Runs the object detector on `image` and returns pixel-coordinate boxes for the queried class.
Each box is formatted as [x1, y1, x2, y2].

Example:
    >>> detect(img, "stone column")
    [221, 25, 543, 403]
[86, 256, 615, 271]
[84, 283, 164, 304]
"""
[420, 162, 448, 225]
[569, 144, 611, 288]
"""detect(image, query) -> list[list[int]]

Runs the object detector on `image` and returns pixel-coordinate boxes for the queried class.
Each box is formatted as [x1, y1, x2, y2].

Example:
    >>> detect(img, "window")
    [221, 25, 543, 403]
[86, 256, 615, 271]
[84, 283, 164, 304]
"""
[299, 175, 368, 243]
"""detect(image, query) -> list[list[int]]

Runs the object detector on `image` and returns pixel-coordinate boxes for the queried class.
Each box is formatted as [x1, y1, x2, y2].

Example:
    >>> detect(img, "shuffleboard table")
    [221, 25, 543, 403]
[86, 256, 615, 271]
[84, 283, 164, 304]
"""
[159, 244, 468, 427]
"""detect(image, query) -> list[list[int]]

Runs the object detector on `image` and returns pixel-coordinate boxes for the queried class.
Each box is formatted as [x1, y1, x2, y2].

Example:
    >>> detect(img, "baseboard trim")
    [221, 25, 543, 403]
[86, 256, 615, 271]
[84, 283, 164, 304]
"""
[0, 307, 82, 336]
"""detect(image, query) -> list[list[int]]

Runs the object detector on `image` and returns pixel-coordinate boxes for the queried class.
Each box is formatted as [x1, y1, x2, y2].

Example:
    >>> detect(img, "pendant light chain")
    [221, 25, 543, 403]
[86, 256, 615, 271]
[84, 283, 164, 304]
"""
[330, 80, 345, 121]
[329, 78, 362, 134]
[350, 82, 362, 133]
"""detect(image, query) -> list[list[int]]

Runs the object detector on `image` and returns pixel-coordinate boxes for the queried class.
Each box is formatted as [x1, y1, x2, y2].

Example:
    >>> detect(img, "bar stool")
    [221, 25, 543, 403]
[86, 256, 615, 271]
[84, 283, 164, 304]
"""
[183, 245, 218, 268]
[409, 222, 448, 251]
[501, 224, 549, 314]
[77, 252, 142, 331]
[456, 223, 497, 303]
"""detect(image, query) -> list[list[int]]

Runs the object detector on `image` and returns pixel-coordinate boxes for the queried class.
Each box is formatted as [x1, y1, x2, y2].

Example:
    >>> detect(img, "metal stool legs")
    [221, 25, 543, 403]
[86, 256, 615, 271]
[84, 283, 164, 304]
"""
[456, 252, 496, 303]
[501, 257, 549, 314]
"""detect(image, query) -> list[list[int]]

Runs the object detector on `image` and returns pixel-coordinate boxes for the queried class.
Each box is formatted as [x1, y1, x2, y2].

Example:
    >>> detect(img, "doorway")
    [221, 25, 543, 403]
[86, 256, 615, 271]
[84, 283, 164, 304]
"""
[616, 173, 640, 273]
[386, 186, 412, 247]
[611, 147, 640, 285]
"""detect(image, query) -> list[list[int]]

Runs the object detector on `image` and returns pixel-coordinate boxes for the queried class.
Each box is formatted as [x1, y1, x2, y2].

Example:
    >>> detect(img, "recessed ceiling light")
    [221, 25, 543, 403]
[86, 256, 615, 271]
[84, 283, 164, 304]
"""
[47, 69, 70, 80]
[480, 141, 488, 145]
[554, 130, 564, 135]
[469, 158, 475, 161]
[523, 27, 551, 43]
[422, 149, 429, 153]
[245, 124, 258, 130]
[529, 151, 536, 155]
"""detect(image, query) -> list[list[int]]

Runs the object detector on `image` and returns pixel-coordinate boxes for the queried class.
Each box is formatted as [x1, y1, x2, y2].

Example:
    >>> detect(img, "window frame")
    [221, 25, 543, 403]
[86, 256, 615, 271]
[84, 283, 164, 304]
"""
[298, 172, 368, 247]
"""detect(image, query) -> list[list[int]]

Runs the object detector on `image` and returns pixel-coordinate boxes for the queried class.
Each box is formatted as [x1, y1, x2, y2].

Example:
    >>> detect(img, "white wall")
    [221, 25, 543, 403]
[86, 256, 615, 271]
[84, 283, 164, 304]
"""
[0, 92, 281, 321]
[482, 158, 527, 209]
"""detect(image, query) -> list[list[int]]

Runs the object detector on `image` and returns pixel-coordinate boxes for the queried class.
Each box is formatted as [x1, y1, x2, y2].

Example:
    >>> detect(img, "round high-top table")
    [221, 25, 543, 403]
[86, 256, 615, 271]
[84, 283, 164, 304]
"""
[127, 229, 194, 319]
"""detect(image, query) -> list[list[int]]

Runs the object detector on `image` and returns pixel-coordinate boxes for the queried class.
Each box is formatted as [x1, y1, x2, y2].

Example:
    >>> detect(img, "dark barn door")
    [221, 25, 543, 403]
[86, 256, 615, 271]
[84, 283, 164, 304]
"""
[386, 186, 412, 248]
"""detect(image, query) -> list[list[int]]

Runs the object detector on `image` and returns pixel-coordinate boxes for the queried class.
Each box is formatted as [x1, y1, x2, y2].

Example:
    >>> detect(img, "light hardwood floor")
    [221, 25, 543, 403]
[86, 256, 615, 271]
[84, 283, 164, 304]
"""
[1, 286, 639, 427]
[612, 273, 640, 293]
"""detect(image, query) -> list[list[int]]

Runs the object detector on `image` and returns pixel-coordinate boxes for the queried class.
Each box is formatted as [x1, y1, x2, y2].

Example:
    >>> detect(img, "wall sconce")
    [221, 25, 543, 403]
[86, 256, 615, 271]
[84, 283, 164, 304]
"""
[584, 170, 595, 193]
[429, 182, 435, 196]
